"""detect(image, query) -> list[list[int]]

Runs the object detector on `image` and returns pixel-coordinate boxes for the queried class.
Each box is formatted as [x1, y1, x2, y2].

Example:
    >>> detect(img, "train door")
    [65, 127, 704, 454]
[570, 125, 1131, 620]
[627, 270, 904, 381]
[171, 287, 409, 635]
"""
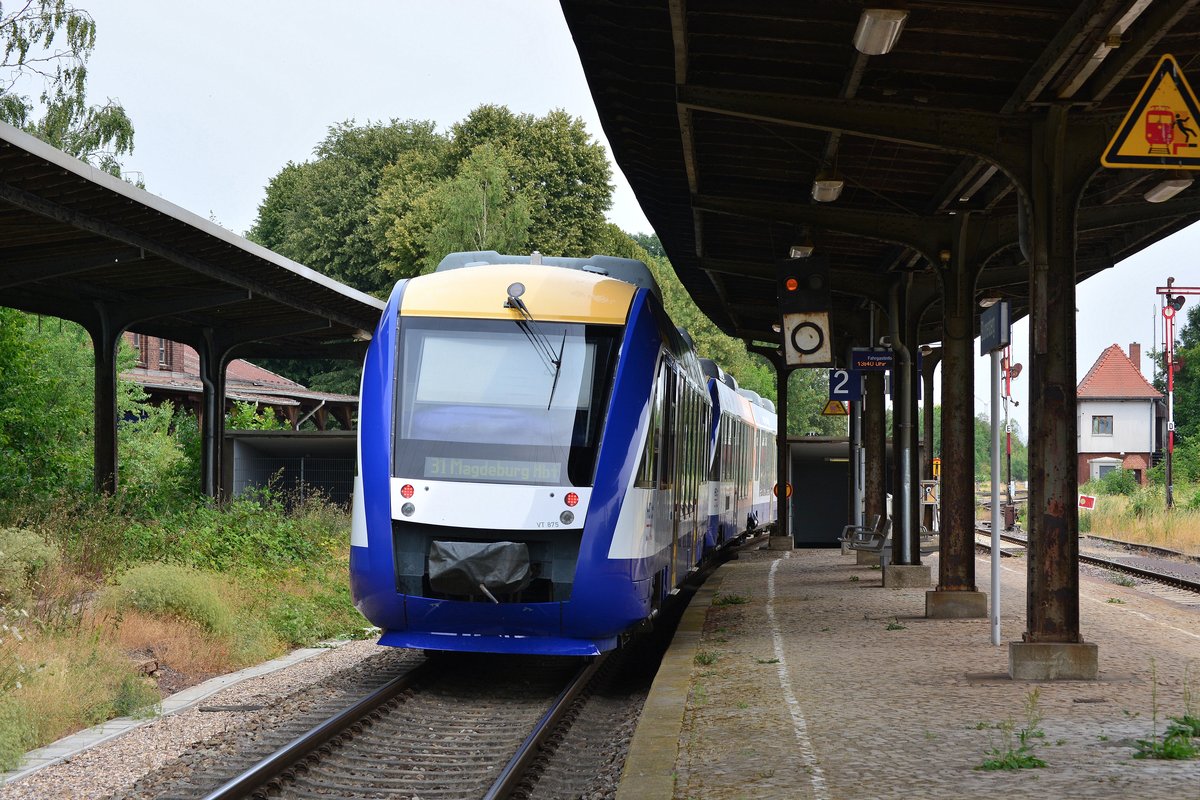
[656, 364, 680, 588]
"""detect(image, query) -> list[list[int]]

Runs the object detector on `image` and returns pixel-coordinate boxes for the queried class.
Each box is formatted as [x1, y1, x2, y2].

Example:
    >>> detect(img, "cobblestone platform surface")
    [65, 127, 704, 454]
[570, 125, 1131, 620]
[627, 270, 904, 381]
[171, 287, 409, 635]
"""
[618, 546, 1200, 799]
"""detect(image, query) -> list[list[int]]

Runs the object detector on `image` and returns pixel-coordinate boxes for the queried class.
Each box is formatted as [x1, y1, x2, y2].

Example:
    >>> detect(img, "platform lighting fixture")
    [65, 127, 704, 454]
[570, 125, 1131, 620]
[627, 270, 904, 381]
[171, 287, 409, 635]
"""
[789, 241, 815, 258]
[1144, 172, 1194, 203]
[811, 171, 844, 202]
[978, 296, 1001, 308]
[853, 8, 908, 55]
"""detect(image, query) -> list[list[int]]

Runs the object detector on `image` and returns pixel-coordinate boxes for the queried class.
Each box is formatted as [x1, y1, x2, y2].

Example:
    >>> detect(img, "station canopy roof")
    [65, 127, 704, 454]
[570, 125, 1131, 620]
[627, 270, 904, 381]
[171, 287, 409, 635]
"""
[0, 122, 385, 360]
[560, 0, 1200, 347]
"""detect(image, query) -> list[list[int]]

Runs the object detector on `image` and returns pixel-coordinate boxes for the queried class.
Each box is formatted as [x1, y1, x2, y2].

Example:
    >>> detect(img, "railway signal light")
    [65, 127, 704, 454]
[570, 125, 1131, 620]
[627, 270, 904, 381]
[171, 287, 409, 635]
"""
[1169, 294, 1186, 311]
[777, 255, 831, 313]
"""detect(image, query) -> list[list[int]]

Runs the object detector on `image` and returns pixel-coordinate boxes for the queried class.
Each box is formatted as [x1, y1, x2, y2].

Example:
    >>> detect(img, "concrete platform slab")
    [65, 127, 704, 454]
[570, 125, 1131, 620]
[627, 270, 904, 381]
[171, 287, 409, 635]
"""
[1009, 641, 1100, 681]
[620, 547, 1200, 800]
[926, 589, 988, 618]
[855, 549, 880, 565]
[884, 563, 931, 588]
[767, 535, 794, 551]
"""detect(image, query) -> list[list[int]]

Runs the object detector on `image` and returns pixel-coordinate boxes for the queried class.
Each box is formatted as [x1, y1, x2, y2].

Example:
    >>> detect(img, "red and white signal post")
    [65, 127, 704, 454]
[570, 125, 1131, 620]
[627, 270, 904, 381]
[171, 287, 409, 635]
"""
[1158, 277, 1197, 509]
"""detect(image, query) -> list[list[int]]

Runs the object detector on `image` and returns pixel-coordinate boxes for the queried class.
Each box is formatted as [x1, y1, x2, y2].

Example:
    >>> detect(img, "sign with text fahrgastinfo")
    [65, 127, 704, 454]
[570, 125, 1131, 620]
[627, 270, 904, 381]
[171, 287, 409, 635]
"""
[851, 348, 892, 371]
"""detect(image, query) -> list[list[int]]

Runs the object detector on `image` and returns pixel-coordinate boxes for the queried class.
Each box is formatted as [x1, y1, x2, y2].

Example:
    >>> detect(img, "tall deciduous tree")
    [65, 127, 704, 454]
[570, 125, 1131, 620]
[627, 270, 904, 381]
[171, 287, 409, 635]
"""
[0, 1, 134, 174]
[249, 119, 446, 296]
[445, 105, 612, 257]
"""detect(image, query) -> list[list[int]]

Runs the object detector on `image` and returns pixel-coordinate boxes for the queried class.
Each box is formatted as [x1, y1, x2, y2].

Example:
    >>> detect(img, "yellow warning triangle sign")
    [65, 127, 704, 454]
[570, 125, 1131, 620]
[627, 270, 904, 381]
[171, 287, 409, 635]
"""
[1102, 54, 1200, 169]
[821, 399, 849, 416]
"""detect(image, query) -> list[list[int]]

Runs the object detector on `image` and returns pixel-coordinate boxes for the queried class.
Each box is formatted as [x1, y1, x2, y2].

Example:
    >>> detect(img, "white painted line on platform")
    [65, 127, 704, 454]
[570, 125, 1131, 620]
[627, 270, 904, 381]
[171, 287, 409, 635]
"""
[767, 553, 829, 800]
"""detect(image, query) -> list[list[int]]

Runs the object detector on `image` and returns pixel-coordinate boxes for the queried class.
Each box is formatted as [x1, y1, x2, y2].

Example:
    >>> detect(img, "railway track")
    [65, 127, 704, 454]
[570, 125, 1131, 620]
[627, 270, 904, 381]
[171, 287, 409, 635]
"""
[124, 534, 755, 800]
[975, 526, 1200, 594]
[190, 651, 608, 800]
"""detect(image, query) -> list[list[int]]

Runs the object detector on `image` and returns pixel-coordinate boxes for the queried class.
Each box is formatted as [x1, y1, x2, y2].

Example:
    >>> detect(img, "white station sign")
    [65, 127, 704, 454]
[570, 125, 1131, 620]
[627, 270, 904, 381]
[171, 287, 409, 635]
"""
[782, 311, 832, 366]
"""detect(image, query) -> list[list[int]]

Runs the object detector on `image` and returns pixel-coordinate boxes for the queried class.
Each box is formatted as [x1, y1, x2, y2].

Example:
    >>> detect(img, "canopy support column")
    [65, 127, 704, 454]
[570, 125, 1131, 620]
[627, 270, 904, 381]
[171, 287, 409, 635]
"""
[1011, 105, 1097, 679]
[927, 222, 986, 618]
[197, 329, 233, 501]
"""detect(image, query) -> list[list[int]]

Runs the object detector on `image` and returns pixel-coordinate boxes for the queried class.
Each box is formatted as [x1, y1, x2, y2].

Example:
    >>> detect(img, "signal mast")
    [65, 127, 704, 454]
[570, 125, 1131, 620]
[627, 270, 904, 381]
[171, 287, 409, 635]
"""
[1158, 277, 1195, 509]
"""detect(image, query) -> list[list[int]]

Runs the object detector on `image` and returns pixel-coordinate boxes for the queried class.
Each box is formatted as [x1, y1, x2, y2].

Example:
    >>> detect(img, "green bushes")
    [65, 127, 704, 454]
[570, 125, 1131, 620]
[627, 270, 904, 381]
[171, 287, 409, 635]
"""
[0, 528, 57, 608]
[1099, 468, 1139, 496]
[103, 564, 233, 635]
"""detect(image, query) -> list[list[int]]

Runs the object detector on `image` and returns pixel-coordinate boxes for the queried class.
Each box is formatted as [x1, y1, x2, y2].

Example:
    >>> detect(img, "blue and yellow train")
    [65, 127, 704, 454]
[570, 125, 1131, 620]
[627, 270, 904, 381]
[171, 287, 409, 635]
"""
[351, 252, 777, 656]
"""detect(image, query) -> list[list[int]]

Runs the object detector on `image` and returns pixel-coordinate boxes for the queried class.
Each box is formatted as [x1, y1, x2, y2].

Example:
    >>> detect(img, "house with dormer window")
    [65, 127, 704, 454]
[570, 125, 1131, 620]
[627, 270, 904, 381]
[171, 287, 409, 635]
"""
[1077, 343, 1163, 486]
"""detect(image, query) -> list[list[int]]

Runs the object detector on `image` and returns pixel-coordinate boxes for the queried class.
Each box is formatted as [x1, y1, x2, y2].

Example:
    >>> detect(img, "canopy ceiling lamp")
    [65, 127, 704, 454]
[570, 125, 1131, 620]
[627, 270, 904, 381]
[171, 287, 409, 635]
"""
[1144, 172, 1194, 203]
[853, 8, 908, 56]
[789, 239, 814, 258]
[811, 172, 844, 202]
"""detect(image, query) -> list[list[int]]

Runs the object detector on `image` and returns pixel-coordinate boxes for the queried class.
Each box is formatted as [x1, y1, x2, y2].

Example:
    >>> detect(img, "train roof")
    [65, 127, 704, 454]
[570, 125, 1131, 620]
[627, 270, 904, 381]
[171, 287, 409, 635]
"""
[436, 251, 662, 303]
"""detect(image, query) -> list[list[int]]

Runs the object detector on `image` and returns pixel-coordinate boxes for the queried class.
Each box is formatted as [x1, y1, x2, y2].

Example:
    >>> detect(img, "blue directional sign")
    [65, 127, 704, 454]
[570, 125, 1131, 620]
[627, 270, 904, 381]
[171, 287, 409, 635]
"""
[829, 369, 862, 401]
[980, 300, 1011, 355]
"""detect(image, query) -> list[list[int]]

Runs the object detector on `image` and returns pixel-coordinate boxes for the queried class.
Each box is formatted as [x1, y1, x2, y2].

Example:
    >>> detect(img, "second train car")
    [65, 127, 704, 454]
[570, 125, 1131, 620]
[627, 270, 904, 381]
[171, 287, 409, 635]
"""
[351, 251, 777, 655]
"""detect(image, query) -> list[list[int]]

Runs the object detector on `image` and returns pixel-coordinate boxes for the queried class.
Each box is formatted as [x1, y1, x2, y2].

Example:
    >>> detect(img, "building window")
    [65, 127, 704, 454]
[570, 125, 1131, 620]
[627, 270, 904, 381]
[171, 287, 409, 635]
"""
[131, 333, 146, 367]
[1091, 415, 1113, 435]
[158, 338, 170, 368]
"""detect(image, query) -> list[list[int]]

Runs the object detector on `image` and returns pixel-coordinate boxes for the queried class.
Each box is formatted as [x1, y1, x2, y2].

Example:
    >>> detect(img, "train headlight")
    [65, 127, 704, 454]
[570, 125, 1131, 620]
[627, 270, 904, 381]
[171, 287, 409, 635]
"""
[564, 492, 579, 507]
[401, 502, 415, 517]
[560, 510, 575, 525]
[400, 484, 415, 499]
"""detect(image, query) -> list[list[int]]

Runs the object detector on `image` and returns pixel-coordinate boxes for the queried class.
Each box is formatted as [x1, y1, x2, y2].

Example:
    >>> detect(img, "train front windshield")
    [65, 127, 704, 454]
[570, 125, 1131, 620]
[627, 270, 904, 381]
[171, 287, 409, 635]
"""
[393, 317, 619, 487]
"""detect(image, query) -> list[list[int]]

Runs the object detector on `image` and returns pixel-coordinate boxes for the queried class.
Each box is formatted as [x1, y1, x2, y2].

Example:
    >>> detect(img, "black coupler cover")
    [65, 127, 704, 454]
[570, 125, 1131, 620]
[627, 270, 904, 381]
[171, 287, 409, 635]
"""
[428, 540, 533, 597]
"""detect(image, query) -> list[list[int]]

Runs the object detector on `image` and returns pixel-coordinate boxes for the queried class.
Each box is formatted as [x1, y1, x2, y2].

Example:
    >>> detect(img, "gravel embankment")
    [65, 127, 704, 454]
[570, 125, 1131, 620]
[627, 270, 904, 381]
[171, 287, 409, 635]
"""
[0, 639, 395, 800]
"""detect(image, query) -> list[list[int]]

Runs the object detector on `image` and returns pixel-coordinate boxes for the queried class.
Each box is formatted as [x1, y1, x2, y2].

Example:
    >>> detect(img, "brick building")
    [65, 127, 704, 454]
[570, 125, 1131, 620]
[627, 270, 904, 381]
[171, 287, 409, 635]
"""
[122, 333, 357, 430]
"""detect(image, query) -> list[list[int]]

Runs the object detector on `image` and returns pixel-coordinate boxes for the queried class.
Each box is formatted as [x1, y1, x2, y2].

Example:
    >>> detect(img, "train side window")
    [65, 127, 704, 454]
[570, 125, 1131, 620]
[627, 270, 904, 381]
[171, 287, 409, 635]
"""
[659, 367, 677, 490]
[635, 362, 665, 488]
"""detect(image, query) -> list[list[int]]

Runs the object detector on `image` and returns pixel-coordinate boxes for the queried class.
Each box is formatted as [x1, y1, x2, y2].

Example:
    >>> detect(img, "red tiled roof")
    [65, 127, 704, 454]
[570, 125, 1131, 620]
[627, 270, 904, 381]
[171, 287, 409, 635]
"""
[121, 333, 357, 404]
[1077, 344, 1162, 399]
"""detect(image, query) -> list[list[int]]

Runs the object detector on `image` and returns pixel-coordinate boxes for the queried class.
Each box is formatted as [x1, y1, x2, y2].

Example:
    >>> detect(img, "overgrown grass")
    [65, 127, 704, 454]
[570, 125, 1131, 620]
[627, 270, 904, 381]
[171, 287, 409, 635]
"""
[0, 491, 364, 770]
[1133, 659, 1200, 761]
[976, 689, 1047, 771]
[1077, 486, 1200, 555]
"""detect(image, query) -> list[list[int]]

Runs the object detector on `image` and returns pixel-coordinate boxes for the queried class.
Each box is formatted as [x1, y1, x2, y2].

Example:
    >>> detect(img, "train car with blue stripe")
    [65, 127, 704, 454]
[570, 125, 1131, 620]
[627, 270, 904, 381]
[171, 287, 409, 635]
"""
[700, 360, 778, 554]
[351, 251, 776, 656]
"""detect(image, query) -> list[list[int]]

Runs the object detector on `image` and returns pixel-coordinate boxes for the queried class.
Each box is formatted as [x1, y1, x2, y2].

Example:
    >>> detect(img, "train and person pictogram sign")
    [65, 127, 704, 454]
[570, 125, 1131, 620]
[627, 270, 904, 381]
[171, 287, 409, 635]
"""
[1102, 54, 1200, 169]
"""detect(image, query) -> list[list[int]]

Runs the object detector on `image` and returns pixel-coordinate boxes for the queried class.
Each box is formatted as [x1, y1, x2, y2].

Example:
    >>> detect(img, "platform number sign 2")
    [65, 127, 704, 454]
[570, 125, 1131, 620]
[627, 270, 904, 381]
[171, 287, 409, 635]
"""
[828, 369, 862, 401]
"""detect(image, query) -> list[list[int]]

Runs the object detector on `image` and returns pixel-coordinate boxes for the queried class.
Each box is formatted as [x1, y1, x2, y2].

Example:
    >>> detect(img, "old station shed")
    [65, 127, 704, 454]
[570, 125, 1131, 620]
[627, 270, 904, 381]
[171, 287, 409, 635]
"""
[0, 123, 385, 500]
[560, 0, 1200, 678]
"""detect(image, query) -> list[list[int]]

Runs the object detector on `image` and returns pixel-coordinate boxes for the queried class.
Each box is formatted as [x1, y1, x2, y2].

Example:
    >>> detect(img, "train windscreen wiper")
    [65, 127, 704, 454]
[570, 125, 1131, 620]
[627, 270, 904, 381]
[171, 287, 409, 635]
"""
[505, 281, 561, 378]
[545, 329, 567, 410]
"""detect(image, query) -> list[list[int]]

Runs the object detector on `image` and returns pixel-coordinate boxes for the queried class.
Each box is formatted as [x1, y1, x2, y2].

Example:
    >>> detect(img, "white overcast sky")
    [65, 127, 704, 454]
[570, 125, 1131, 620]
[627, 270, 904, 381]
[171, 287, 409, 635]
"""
[78, 0, 1199, 435]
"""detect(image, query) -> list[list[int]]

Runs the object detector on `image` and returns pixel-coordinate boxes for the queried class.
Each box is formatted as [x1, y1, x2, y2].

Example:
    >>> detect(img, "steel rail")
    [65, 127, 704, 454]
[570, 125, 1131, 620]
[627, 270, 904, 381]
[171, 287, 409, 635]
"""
[482, 650, 611, 800]
[1080, 533, 1200, 564]
[975, 527, 1200, 594]
[200, 661, 433, 800]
